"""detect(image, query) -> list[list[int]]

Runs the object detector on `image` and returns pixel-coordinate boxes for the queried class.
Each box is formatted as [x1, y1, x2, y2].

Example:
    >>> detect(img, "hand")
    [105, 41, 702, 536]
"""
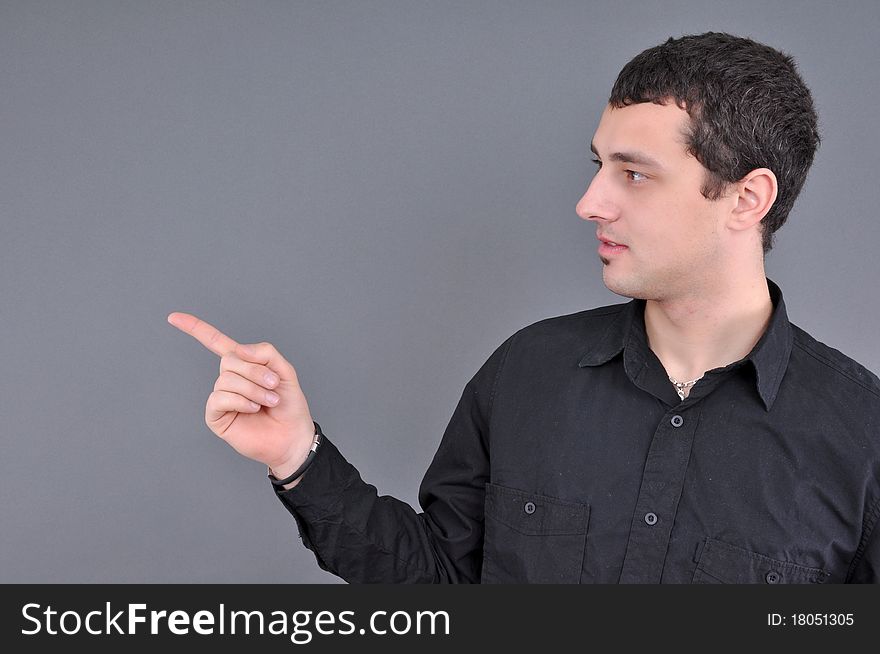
[167, 312, 316, 477]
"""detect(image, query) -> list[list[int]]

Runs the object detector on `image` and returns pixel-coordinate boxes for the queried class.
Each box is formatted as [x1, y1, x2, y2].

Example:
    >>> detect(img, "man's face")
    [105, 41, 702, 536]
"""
[576, 101, 731, 301]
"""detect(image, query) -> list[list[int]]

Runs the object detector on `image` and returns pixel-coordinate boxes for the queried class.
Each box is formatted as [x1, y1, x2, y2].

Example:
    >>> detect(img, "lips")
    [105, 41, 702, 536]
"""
[597, 234, 628, 257]
[597, 234, 626, 247]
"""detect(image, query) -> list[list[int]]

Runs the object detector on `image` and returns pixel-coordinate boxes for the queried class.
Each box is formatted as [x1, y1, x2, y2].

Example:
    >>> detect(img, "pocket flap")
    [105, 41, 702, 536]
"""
[484, 482, 589, 536]
[694, 538, 830, 584]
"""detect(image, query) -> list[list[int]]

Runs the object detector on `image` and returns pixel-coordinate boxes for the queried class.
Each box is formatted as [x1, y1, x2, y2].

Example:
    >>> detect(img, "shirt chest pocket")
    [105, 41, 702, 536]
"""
[692, 538, 830, 584]
[481, 482, 590, 583]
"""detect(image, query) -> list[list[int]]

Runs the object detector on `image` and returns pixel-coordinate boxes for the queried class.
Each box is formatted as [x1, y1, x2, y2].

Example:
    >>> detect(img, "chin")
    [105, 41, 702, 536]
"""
[602, 267, 653, 301]
[602, 267, 637, 299]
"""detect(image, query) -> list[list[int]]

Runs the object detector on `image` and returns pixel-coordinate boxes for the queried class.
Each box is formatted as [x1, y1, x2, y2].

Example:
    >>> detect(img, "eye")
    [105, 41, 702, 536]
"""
[591, 158, 647, 183]
[626, 170, 647, 183]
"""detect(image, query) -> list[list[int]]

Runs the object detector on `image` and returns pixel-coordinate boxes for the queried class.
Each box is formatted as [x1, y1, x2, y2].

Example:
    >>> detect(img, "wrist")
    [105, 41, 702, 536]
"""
[269, 419, 318, 475]
[268, 421, 322, 489]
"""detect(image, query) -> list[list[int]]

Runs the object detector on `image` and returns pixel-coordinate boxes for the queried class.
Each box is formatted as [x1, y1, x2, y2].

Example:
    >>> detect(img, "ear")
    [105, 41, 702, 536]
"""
[728, 168, 778, 232]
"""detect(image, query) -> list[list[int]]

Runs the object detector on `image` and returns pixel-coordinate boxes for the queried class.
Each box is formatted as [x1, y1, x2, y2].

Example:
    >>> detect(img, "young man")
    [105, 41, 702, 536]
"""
[169, 32, 880, 583]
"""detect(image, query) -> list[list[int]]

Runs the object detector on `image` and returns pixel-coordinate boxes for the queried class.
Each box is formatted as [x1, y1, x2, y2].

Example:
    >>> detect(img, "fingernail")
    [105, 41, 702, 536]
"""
[240, 344, 255, 356]
[266, 392, 280, 404]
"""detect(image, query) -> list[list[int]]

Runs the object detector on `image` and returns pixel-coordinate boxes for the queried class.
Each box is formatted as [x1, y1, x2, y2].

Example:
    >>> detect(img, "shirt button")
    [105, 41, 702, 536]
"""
[670, 415, 684, 428]
[524, 501, 536, 515]
[765, 570, 782, 584]
[644, 512, 658, 526]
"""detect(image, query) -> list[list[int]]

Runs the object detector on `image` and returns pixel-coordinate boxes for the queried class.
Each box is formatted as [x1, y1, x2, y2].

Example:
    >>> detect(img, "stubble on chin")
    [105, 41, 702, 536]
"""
[601, 260, 656, 301]
[601, 262, 634, 299]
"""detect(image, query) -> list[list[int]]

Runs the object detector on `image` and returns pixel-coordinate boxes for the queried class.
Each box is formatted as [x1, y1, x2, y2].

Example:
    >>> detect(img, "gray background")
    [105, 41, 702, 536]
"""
[2, 0, 878, 583]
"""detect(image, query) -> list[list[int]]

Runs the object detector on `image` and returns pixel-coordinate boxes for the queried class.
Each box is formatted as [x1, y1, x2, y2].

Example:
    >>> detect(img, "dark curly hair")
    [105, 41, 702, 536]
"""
[609, 32, 820, 253]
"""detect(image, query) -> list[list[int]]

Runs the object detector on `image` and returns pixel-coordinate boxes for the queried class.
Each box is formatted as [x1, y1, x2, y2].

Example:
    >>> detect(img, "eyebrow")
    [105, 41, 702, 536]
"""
[590, 140, 665, 170]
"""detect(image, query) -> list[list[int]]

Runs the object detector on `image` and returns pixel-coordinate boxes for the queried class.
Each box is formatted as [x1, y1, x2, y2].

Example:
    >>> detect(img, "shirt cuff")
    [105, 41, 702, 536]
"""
[270, 434, 358, 514]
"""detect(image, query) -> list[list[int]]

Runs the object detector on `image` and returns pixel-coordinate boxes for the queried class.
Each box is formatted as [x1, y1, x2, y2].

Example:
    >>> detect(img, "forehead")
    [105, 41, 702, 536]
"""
[592, 102, 691, 160]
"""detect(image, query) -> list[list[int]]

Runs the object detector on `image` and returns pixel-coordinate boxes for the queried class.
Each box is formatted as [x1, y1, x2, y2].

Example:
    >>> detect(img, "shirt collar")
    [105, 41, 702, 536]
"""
[578, 278, 793, 411]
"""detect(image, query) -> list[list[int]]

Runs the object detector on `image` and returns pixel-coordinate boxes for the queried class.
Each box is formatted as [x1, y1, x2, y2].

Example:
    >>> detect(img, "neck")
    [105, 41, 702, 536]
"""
[644, 275, 773, 384]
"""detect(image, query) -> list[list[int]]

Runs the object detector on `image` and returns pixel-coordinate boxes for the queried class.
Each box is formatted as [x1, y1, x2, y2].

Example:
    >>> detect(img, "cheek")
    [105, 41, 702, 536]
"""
[633, 195, 682, 248]
[667, 191, 719, 243]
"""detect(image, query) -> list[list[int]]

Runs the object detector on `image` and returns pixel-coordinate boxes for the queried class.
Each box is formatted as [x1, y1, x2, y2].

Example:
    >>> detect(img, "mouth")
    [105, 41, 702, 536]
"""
[597, 235, 628, 257]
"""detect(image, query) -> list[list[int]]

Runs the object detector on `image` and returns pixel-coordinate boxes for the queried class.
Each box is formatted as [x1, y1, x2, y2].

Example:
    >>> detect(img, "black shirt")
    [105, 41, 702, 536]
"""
[274, 279, 880, 583]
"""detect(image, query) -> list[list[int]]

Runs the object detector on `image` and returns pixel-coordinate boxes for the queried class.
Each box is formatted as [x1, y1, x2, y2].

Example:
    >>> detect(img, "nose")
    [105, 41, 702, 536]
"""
[576, 173, 620, 224]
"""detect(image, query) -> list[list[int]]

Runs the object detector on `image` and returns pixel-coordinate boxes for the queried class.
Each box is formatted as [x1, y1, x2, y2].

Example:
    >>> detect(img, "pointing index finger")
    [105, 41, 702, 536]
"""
[167, 312, 239, 357]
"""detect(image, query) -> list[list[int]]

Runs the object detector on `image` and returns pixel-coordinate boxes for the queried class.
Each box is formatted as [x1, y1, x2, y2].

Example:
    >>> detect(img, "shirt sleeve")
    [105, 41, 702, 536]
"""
[271, 333, 515, 583]
[847, 498, 880, 583]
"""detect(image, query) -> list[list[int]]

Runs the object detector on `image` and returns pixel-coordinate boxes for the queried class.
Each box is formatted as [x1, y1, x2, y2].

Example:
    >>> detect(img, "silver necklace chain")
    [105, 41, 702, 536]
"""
[668, 374, 703, 400]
